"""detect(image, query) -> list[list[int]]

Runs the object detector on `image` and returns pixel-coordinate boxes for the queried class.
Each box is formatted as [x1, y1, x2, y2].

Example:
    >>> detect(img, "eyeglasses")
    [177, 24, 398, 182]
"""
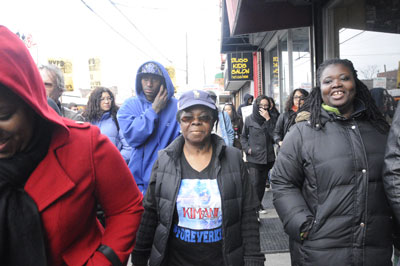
[180, 115, 213, 124]
[100, 97, 113, 102]
[259, 104, 269, 109]
[294, 96, 305, 100]
[44, 82, 53, 87]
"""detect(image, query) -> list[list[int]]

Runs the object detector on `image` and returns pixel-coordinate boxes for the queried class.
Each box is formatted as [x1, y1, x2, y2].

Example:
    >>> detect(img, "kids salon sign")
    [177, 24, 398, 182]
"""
[228, 52, 253, 81]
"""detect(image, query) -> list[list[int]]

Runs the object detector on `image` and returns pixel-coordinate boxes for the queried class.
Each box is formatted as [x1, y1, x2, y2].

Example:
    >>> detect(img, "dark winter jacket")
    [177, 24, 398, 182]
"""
[241, 115, 276, 165]
[383, 106, 400, 247]
[273, 110, 294, 144]
[131, 135, 264, 266]
[269, 107, 280, 124]
[271, 106, 393, 266]
[231, 116, 244, 150]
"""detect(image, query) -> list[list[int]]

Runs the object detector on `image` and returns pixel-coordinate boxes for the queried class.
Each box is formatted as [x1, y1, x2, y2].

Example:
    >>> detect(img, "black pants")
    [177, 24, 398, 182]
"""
[247, 161, 274, 205]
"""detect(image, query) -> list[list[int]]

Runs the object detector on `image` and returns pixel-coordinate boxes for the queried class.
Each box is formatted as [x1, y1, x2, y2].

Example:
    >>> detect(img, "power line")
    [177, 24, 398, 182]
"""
[80, 0, 153, 59]
[111, 1, 167, 10]
[108, 0, 173, 64]
[339, 30, 365, 45]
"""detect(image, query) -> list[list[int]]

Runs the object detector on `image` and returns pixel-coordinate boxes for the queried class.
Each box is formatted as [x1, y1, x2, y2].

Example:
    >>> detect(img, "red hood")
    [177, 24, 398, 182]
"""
[0, 26, 68, 135]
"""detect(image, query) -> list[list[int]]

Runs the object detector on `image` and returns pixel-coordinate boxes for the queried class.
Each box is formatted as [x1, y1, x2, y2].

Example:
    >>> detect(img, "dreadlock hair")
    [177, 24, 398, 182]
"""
[298, 58, 389, 133]
[82, 87, 120, 130]
[284, 88, 309, 112]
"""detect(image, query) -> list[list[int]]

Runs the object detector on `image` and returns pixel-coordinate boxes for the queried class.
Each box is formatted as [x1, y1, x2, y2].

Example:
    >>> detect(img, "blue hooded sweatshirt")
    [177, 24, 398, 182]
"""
[117, 61, 180, 194]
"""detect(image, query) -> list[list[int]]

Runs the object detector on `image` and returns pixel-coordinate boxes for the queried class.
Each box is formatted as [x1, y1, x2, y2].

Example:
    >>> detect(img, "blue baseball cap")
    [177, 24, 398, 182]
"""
[178, 90, 217, 111]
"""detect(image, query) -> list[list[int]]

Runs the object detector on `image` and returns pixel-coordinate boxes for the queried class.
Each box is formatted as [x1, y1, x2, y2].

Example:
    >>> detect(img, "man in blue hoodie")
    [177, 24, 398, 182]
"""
[117, 61, 180, 194]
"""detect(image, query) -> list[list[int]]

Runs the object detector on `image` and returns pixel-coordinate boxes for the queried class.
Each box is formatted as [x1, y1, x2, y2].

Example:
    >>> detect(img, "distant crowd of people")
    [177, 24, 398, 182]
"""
[2, 24, 400, 266]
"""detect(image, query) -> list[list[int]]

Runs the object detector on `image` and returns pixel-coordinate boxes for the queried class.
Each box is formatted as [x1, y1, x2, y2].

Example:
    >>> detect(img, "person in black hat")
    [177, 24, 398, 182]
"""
[131, 89, 264, 266]
[117, 61, 181, 194]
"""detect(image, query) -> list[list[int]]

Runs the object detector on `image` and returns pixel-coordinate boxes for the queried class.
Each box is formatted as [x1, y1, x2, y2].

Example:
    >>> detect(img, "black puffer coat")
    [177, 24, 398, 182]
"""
[273, 110, 294, 144]
[383, 105, 400, 245]
[241, 115, 276, 164]
[271, 106, 393, 266]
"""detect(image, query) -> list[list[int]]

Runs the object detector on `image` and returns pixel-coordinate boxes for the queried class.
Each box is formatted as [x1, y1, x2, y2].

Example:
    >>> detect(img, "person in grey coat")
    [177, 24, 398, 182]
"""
[271, 59, 392, 266]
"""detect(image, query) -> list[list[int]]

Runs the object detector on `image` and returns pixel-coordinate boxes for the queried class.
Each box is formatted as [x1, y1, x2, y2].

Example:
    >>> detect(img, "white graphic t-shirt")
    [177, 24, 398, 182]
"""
[174, 179, 222, 242]
[167, 152, 224, 266]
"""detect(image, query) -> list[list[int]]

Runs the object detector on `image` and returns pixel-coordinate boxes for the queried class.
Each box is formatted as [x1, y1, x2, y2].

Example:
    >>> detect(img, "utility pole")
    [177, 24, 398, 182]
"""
[186, 32, 189, 85]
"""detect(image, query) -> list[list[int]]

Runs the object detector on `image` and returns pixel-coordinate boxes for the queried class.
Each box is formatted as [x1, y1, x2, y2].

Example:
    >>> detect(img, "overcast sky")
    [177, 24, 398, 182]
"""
[339, 28, 400, 78]
[0, 0, 222, 100]
[2, 1, 399, 102]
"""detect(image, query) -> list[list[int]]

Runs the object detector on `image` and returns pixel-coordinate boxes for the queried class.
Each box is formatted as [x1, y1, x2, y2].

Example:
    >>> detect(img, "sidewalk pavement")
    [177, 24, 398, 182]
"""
[265, 253, 291, 266]
[260, 187, 291, 265]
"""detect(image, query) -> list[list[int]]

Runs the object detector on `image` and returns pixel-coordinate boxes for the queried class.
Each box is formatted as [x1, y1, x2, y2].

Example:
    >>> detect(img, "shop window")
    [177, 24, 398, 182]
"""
[292, 28, 312, 91]
[269, 47, 279, 103]
[339, 28, 400, 90]
[280, 34, 290, 109]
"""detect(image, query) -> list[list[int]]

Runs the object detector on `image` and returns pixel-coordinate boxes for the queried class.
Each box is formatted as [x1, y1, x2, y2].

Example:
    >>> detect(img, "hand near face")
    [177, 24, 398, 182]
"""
[152, 85, 168, 113]
[259, 108, 270, 121]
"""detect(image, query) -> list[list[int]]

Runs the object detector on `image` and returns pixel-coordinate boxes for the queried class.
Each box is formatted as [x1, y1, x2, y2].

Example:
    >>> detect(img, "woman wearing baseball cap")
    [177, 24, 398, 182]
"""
[131, 89, 264, 266]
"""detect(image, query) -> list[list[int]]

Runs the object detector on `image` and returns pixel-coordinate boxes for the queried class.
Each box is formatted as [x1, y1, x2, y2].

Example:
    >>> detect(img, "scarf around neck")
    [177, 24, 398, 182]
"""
[0, 117, 52, 266]
[322, 103, 341, 116]
[251, 101, 266, 125]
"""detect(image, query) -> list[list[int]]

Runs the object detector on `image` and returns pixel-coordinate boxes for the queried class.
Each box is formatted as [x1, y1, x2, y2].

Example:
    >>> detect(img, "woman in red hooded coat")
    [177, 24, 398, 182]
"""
[0, 26, 143, 265]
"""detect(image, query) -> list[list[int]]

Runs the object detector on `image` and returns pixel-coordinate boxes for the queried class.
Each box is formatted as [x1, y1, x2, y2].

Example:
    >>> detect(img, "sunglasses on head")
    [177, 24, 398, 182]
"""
[180, 115, 213, 123]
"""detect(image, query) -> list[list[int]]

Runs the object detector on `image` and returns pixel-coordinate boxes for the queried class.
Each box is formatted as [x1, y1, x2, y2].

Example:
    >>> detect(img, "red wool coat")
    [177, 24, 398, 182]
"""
[0, 26, 144, 266]
[25, 119, 144, 265]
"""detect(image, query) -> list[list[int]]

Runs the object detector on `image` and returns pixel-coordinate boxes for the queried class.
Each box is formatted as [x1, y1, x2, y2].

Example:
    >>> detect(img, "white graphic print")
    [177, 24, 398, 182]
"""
[176, 179, 222, 230]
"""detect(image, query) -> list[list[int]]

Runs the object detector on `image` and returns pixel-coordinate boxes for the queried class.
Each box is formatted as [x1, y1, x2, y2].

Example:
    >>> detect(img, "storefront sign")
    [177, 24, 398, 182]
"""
[397, 61, 400, 88]
[228, 52, 253, 81]
[271, 56, 279, 94]
[48, 58, 74, 91]
[373, 77, 387, 88]
[88, 57, 101, 90]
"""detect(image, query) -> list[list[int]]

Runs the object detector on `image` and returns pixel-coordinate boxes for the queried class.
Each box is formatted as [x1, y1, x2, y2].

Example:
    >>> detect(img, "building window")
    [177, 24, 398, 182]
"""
[269, 46, 279, 102]
[266, 27, 312, 112]
[292, 27, 312, 91]
[279, 34, 290, 109]
[339, 28, 400, 89]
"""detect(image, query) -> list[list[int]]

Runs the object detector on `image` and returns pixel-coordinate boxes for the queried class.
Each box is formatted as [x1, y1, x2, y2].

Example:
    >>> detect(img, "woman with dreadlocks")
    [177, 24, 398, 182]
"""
[83, 87, 131, 163]
[271, 59, 393, 266]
